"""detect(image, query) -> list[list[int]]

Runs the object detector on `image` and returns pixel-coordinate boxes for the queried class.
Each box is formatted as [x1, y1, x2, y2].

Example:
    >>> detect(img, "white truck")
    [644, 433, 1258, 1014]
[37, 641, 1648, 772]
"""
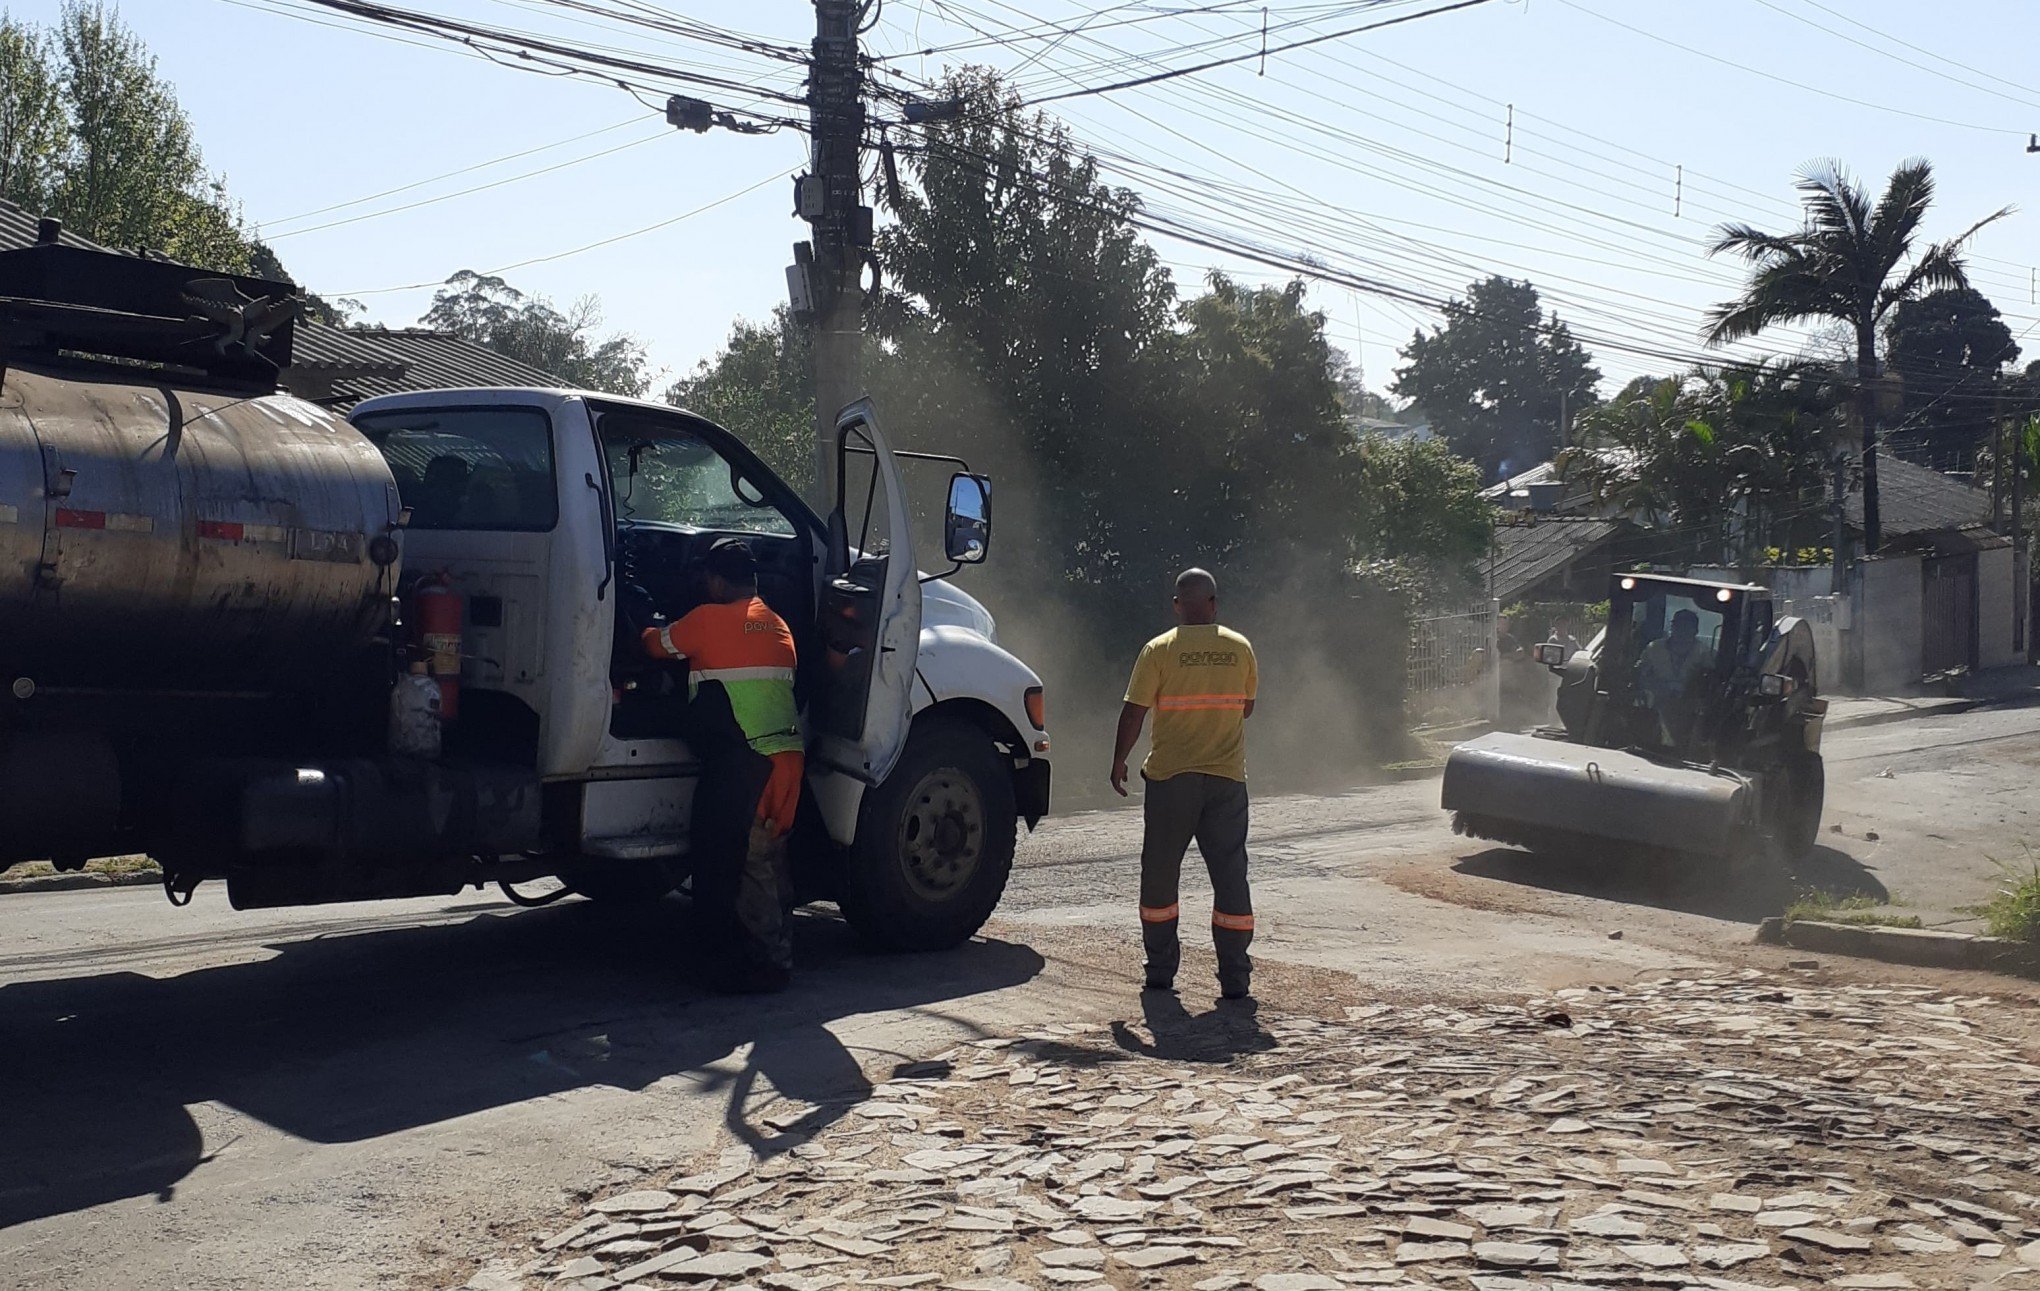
[0, 236, 1050, 951]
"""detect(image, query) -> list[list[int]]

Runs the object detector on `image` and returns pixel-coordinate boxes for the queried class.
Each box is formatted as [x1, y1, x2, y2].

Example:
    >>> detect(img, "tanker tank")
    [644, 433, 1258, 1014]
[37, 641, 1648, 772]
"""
[0, 362, 402, 693]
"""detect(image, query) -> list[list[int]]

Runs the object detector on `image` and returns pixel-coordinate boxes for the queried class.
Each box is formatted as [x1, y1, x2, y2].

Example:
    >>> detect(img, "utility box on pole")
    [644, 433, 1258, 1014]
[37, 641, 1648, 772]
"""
[803, 0, 868, 516]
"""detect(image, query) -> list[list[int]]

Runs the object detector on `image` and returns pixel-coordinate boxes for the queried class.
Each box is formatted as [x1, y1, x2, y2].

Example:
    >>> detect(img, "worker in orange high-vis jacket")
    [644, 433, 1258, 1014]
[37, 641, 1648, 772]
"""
[1110, 567, 1259, 1001]
[644, 537, 803, 993]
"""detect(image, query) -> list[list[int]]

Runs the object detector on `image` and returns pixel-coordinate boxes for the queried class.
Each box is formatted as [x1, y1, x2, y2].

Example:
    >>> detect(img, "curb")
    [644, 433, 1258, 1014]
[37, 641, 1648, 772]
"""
[1756, 916, 2039, 978]
[0, 869, 160, 896]
[1825, 688, 2040, 733]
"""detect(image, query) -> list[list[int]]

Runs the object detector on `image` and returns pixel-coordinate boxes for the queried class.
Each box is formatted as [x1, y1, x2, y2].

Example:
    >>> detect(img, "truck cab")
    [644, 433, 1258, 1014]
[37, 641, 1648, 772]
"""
[349, 388, 1050, 950]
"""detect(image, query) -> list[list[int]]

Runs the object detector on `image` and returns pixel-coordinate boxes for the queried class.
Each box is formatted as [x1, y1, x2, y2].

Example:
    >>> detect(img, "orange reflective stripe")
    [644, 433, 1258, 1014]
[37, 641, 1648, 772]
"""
[1139, 903, 1180, 923]
[1155, 693, 1248, 711]
[1211, 910, 1255, 932]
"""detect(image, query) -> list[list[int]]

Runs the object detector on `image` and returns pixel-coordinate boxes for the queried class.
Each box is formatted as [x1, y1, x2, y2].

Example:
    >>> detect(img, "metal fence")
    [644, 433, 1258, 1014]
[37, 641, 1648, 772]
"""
[1407, 601, 1499, 724]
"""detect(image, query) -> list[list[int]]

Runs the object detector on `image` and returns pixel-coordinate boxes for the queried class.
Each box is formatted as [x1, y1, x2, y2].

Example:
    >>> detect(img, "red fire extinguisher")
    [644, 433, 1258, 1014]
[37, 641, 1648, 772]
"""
[412, 572, 464, 722]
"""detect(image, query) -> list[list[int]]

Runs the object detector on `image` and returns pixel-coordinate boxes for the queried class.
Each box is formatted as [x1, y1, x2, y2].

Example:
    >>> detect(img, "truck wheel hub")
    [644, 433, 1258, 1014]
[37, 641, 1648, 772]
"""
[898, 768, 982, 900]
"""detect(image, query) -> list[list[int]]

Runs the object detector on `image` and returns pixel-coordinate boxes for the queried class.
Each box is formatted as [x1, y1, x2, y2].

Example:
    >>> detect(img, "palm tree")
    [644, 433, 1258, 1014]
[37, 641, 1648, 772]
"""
[1704, 159, 2008, 553]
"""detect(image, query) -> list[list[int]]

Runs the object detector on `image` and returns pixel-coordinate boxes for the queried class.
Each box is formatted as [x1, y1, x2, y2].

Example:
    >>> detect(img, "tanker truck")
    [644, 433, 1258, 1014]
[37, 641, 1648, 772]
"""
[0, 237, 1050, 951]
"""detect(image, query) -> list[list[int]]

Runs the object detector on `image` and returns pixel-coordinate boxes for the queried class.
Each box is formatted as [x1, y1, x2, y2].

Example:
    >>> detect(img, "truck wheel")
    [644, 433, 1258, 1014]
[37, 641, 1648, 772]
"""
[839, 717, 1016, 952]
[1781, 755, 1824, 859]
[560, 859, 675, 905]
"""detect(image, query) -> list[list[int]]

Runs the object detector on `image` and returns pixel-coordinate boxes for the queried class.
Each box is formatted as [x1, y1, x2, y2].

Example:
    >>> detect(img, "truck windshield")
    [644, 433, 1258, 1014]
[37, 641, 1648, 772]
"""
[355, 407, 557, 532]
[601, 425, 793, 537]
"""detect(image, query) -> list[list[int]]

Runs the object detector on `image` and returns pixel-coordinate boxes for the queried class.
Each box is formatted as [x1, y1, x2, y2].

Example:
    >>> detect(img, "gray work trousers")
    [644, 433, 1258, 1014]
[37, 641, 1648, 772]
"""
[1138, 772, 1253, 994]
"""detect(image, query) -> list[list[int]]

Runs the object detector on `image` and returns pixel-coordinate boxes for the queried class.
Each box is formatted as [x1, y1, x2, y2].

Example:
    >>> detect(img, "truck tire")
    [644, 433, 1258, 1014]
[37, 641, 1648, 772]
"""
[1780, 754, 1824, 860]
[560, 859, 676, 905]
[839, 717, 1016, 952]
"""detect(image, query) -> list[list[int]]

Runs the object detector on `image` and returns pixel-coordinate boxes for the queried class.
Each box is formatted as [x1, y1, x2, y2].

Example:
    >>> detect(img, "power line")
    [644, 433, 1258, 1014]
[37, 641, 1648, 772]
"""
[259, 113, 655, 227]
[264, 128, 670, 239]
[1744, 0, 2040, 114]
[288, 0, 810, 110]
[1783, 0, 2038, 104]
[331, 166, 795, 296]
[1553, 0, 2031, 139]
[1019, 0, 1496, 106]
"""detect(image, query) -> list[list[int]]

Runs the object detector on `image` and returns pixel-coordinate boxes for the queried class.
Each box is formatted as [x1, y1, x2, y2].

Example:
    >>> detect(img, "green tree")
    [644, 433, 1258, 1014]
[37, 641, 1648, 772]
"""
[1350, 433, 1493, 581]
[0, 14, 64, 214]
[1571, 360, 1842, 565]
[421, 270, 650, 396]
[1885, 286, 2020, 469]
[1705, 158, 2007, 553]
[1391, 276, 1599, 483]
[667, 308, 813, 487]
[247, 241, 359, 326]
[51, 1, 250, 268]
[0, 3, 263, 274]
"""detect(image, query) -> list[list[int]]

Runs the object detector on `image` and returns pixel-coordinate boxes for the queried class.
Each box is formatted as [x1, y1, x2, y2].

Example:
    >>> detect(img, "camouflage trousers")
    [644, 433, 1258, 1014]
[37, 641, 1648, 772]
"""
[692, 744, 797, 980]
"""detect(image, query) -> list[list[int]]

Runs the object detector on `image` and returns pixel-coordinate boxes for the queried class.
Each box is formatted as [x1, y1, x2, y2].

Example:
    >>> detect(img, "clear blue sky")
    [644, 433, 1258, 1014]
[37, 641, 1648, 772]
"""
[15, 0, 2037, 393]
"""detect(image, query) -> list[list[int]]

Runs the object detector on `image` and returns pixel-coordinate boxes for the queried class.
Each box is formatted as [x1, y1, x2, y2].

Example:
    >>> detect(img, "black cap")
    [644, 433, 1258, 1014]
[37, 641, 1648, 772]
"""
[705, 536, 758, 581]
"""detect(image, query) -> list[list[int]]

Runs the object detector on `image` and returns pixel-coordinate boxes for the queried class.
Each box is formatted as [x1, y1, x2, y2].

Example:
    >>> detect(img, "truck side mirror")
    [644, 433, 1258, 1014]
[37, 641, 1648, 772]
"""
[944, 473, 991, 564]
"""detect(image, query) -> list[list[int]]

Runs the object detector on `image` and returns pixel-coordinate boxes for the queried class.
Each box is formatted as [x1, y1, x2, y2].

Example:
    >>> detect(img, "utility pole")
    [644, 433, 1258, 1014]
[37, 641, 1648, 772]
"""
[1828, 452, 1849, 596]
[2014, 417, 2028, 659]
[802, 0, 870, 513]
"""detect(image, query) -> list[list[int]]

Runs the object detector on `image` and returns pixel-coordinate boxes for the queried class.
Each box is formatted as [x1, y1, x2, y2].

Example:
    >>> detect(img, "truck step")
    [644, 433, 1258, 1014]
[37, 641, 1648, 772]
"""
[581, 834, 688, 861]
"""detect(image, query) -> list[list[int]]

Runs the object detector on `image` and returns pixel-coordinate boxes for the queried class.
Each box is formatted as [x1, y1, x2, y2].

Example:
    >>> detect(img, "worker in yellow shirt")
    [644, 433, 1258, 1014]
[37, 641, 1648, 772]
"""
[1110, 567, 1259, 1001]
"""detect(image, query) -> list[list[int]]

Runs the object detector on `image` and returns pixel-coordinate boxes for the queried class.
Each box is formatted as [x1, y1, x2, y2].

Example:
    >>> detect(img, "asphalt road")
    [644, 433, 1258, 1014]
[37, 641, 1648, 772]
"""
[2, 699, 2035, 1289]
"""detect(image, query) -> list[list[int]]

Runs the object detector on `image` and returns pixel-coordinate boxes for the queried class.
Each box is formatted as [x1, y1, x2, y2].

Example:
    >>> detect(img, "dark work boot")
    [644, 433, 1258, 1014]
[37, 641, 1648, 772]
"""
[1213, 922, 1253, 1000]
[1142, 917, 1181, 993]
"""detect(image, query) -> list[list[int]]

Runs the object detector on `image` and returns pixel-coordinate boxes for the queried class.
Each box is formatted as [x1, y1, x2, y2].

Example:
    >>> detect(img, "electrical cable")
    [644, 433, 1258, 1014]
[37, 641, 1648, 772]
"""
[1552, 0, 2030, 138]
[1744, 0, 2040, 114]
[259, 113, 656, 226]
[264, 128, 672, 239]
[330, 166, 795, 296]
[1018, 0, 1495, 106]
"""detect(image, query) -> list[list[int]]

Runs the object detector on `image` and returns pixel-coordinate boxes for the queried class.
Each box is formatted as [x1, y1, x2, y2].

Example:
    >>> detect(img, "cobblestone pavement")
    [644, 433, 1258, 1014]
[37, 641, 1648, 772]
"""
[484, 969, 2040, 1291]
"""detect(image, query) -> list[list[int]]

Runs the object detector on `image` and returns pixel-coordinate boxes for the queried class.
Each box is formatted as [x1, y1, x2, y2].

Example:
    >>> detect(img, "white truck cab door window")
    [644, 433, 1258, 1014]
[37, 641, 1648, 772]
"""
[814, 400, 922, 785]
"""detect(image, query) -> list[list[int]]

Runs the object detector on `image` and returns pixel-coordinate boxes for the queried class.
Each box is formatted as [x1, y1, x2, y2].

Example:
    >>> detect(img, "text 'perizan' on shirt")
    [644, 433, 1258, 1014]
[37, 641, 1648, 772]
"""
[1124, 624, 1258, 782]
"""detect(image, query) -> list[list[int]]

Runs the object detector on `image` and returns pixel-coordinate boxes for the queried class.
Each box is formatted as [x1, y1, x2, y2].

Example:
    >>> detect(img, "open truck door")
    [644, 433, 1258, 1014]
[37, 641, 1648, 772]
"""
[810, 399, 922, 797]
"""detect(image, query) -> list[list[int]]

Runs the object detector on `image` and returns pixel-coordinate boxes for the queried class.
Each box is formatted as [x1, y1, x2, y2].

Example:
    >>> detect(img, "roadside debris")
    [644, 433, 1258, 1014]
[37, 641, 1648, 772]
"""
[494, 970, 2040, 1290]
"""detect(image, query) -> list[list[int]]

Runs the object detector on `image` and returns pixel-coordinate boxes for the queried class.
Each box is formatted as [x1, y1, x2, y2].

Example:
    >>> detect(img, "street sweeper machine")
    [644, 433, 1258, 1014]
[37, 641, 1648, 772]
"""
[1442, 572, 1826, 865]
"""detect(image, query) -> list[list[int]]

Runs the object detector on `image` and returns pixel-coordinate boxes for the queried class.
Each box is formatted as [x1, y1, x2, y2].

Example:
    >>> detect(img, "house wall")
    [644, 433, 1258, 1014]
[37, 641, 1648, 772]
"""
[1686, 566, 1845, 683]
[1977, 545, 2019, 668]
[1850, 554, 1924, 693]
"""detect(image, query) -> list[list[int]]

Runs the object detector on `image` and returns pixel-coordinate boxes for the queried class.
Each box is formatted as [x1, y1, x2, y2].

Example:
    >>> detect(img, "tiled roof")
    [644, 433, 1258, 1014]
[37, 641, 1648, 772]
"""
[1491, 516, 1627, 603]
[0, 200, 100, 252]
[4, 196, 565, 406]
[1847, 453, 1991, 538]
[290, 320, 408, 377]
[310, 328, 565, 410]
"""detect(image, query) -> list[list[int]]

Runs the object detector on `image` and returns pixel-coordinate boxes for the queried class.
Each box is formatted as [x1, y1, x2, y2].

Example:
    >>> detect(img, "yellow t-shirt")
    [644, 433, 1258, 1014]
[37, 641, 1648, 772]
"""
[1124, 624, 1259, 782]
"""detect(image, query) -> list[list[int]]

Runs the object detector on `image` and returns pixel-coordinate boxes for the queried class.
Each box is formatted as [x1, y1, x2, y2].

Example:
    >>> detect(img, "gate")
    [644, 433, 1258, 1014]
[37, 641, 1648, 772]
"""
[1406, 602, 1498, 725]
[1921, 555, 1977, 674]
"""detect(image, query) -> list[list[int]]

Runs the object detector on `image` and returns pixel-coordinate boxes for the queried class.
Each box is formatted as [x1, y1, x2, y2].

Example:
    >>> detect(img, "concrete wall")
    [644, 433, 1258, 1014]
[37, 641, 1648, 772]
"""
[1685, 565, 1844, 684]
[1978, 545, 2019, 668]
[1850, 553, 1924, 694]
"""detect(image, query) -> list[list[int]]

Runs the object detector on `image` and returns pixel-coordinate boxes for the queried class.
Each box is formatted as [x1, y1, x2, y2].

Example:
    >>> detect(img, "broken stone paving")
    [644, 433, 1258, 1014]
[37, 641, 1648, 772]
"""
[481, 970, 2040, 1291]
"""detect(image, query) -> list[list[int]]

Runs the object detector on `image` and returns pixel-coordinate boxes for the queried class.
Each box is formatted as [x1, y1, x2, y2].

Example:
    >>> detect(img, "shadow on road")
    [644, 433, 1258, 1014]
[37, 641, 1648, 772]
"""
[1451, 843, 1886, 923]
[0, 897, 1042, 1231]
[1110, 990, 1276, 1063]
